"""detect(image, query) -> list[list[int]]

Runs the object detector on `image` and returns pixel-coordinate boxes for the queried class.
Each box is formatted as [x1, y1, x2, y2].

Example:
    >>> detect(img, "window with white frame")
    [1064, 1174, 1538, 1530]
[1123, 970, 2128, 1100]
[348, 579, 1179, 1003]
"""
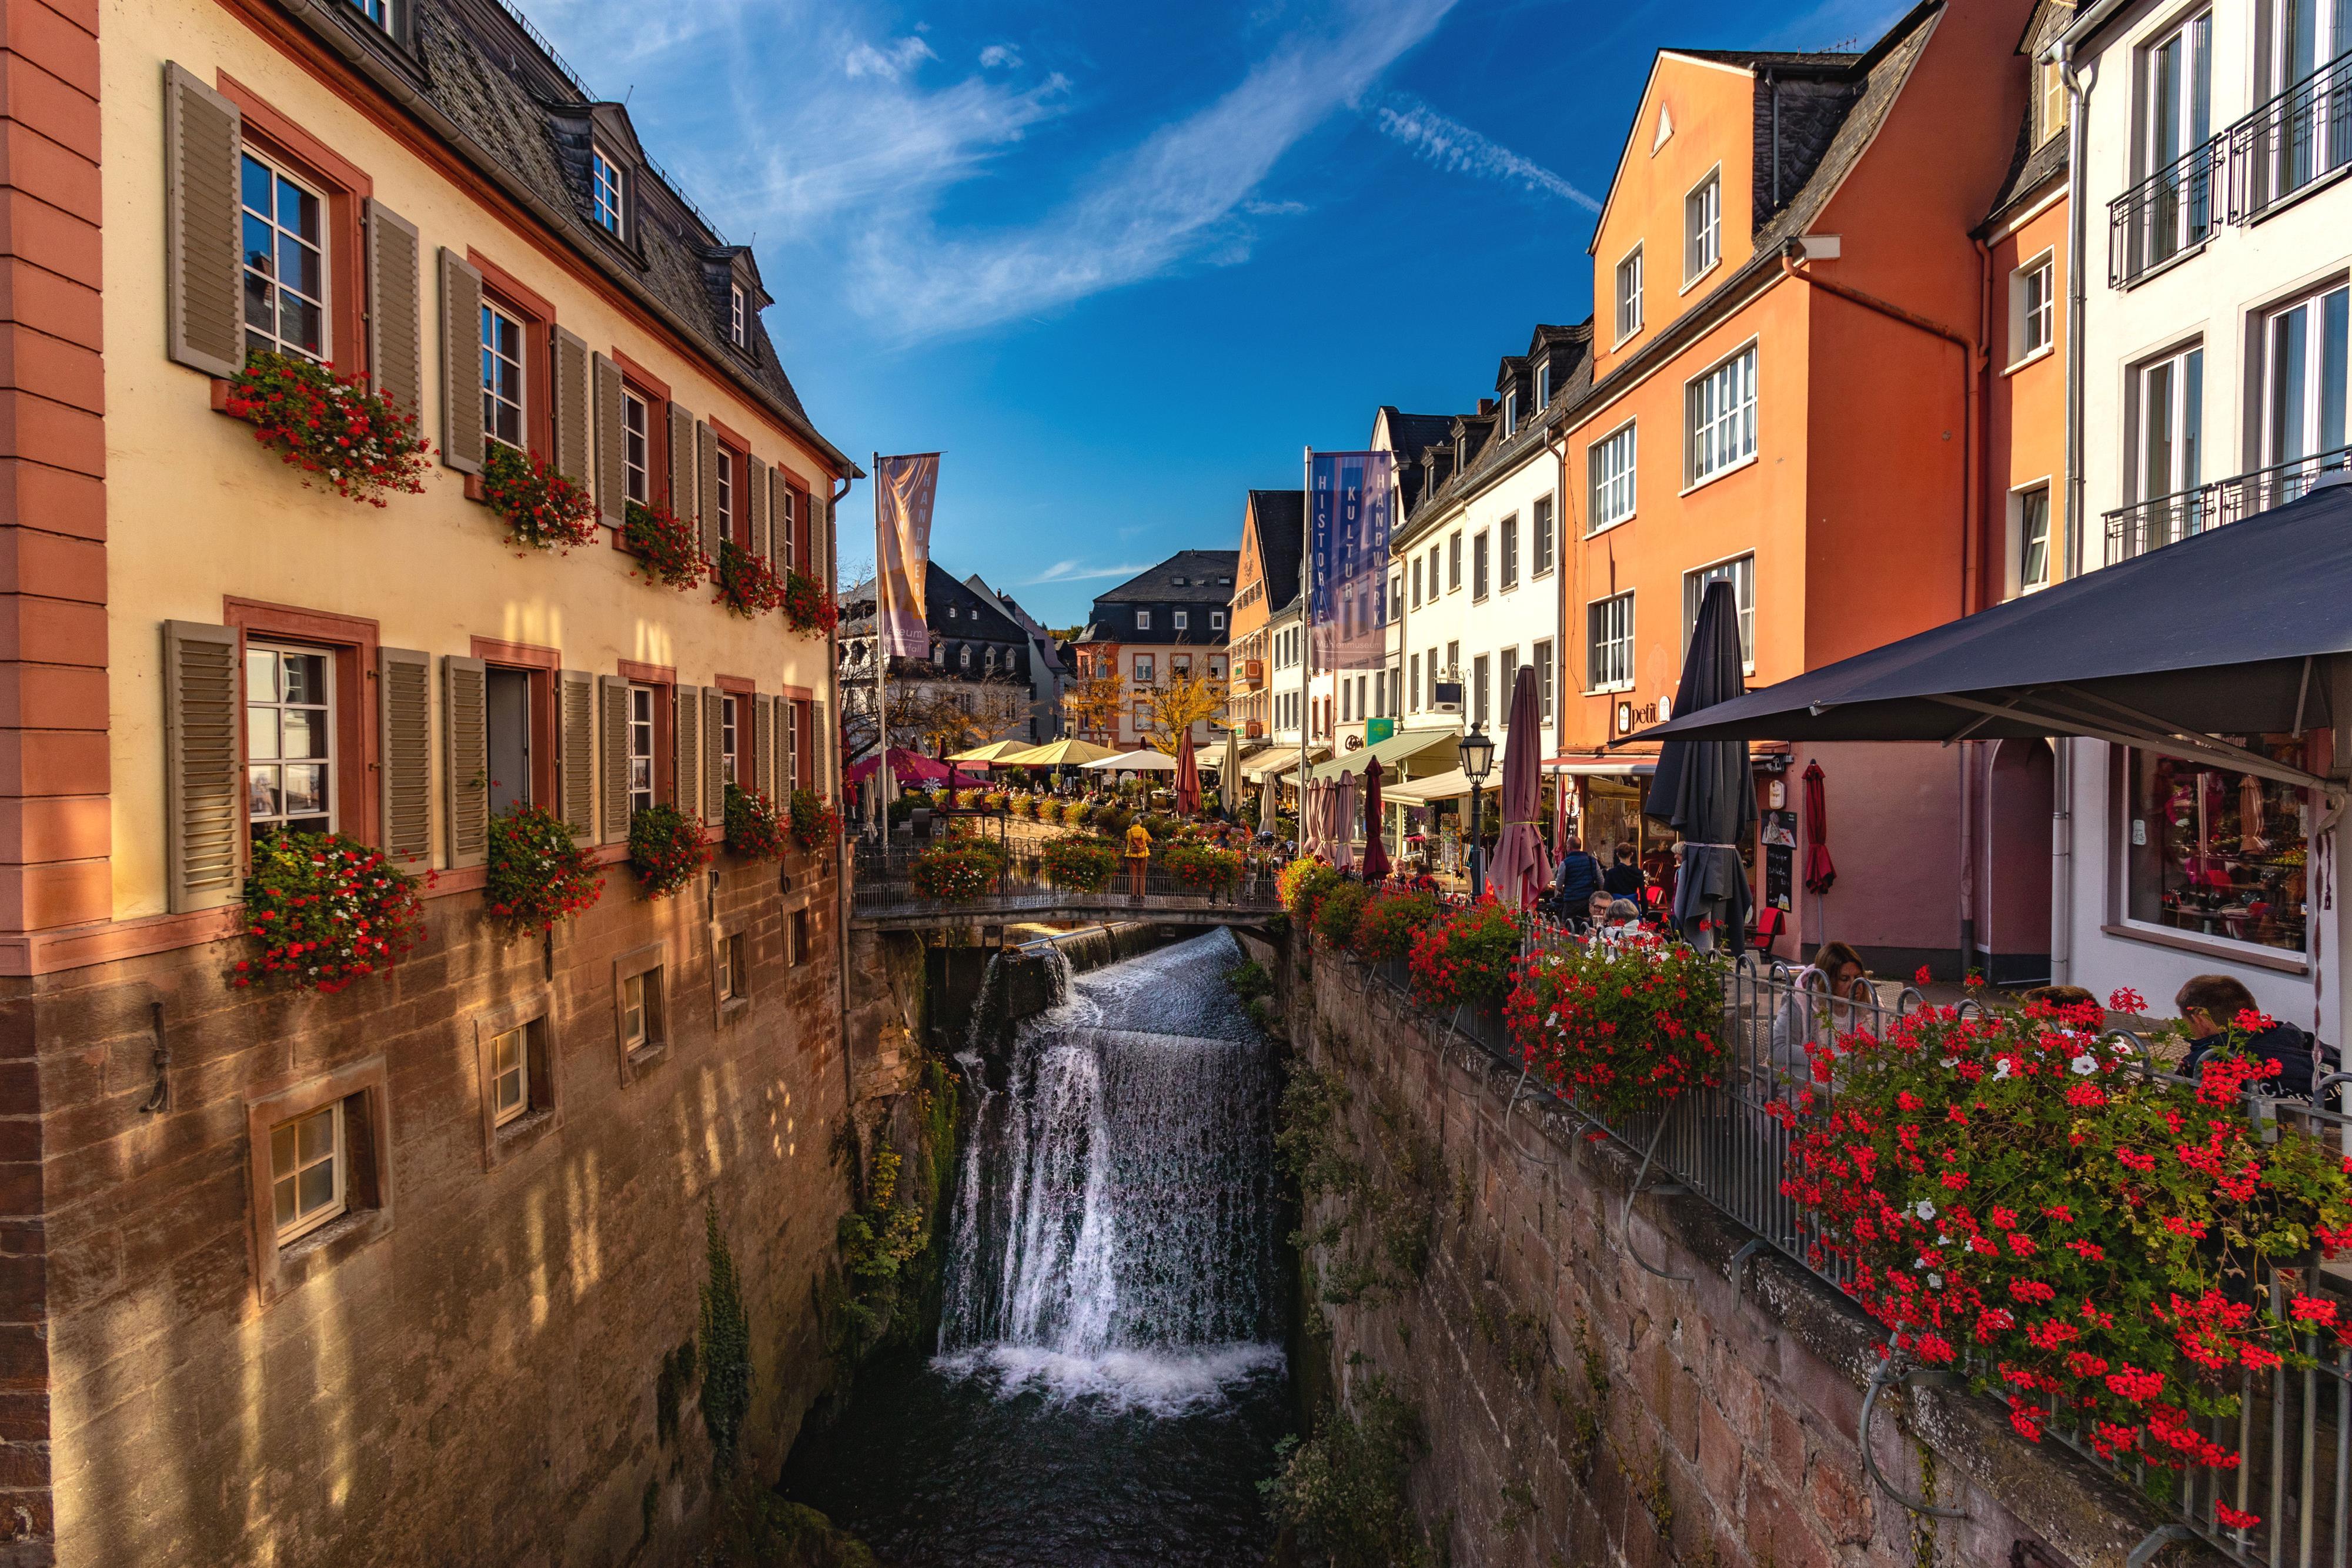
[1133, 654, 1155, 683]
[2039, 56, 2067, 145]
[2132, 343, 2203, 503]
[1537, 360, 1552, 408]
[591, 147, 626, 237]
[1472, 655, 1491, 727]
[622, 389, 650, 504]
[1684, 169, 1720, 283]
[480, 299, 526, 449]
[348, 0, 393, 29]
[716, 930, 747, 1002]
[1498, 647, 1518, 719]
[2260, 285, 2348, 476]
[2257, 0, 2348, 197]
[1682, 553, 1756, 673]
[1686, 345, 1758, 486]
[720, 694, 739, 785]
[621, 966, 663, 1055]
[2010, 484, 2053, 596]
[1615, 246, 1643, 341]
[1588, 593, 1634, 691]
[716, 448, 734, 537]
[247, 644, 333, 840]
[1590, 422, 1636, 530]
[1448, 532, 1462, 592]
[1408, 653, 1419, 711]
[1472, 531, 1490, 599]
[1532, 638, 1554, 722]
[270, 1101, 345, 1243]
[1173, 610, 1190, 630]
[242, 152, 326, 362]
[2012, 254, 2056, 363]
[488, 1025, 529, 1128]
[1137, 610, 1152, 631]
[627, 684, 655, 814]
[730, 284, 747, 348]
[1210, 609, 1225, 629]
[2136, 12, 2213, 267]
[1504, 390, 1519, 435]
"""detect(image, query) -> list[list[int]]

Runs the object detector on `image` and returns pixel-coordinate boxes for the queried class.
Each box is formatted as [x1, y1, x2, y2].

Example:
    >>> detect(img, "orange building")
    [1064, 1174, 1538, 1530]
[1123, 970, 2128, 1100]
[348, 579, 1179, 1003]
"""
[1555, 0, 2040, 975]
[1228, 490, 1303, 744]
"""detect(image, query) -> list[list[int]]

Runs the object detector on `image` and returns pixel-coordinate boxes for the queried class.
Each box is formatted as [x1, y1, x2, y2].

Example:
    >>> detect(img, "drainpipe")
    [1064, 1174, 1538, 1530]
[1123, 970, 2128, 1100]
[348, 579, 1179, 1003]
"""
[2052, 40, 2093, 987]
[1780, 242, 1987, 975]
[831, 474, 860, 1118]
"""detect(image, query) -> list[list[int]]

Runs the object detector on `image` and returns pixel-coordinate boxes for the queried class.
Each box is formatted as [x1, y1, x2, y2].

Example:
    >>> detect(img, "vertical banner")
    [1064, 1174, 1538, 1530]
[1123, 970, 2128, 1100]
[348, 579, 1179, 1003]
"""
[874, 453, 940, 660]
[1309, 450, 1394, 671]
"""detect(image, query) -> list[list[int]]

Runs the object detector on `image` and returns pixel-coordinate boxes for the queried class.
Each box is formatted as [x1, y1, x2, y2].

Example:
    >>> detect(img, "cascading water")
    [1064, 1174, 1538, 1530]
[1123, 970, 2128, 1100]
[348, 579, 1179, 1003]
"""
[783, 930, 1292, 1567]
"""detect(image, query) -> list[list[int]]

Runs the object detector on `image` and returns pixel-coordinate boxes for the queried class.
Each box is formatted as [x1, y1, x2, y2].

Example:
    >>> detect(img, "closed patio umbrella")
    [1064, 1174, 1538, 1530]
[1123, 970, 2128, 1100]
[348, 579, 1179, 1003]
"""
[1259, 773, 1278, 836]
[1221, 728, 1240, 814]
[1647, 578, 1756, 951]
[1361, 757, 1392, 882]
[1802, 760, 1836, 895]
[1486, 666, 1553, 910]
[1175, 728, 1202, 816]
[1332, 770, 1357, 874]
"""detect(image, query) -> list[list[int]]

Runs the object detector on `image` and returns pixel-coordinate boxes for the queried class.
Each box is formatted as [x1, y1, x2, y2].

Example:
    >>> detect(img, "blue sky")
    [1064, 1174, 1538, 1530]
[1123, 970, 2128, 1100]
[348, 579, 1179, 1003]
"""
[529, 0, 1906, 627]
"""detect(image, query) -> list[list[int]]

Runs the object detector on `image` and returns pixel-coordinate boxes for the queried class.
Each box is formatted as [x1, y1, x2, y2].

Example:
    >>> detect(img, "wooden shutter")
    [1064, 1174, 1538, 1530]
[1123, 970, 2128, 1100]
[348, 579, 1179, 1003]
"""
[438, 248, 485, 474]
[667, 402, 695, 516]
[553, 326, 592, 484]
[598, 676, 630, 843]
[695, 422, 720, 560]
[366, 200, 423, 418]
[377, 646, 432, 871]
[811, 488, 830, 586]
[559, 668, 596, 840]
[753, 694, 776, 798]
[747, 456, 769, 564]
[443, 656, 490, 868]
[593, 353, 625, 528]
[163, 63, 242, 379]
[784, 699, 801, 794]
[675, 686, 700, 815]
[161, 620, 242, 911]
[702, 688, 724, 824]
[812, 700, 830, 796]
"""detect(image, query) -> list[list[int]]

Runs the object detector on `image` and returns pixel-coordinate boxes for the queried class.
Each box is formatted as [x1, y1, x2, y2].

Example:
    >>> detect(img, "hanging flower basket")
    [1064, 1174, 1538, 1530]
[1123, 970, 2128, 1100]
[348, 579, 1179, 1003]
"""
[234, 830, 427, 992]
[480, 442, 599, 555]
[484, 803, 604, 934]
[627, 802, 711, 898]
[789, 788, 839, 851]
[713, 540, 789, 617]
[1405, 899, 1521, 1009]
[782, 571, 840, 635]
[622, 500, 709, 590]
[1041, 835, 1119, 892]
[724, 784, 790, 861]
[224, 351, 432, 507]
[1505, 935, 1726, 1119]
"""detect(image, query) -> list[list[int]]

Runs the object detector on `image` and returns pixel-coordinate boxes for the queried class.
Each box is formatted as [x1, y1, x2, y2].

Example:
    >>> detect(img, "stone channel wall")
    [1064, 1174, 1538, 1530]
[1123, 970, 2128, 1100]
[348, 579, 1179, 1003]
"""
[1285, 941, 2211, 1568]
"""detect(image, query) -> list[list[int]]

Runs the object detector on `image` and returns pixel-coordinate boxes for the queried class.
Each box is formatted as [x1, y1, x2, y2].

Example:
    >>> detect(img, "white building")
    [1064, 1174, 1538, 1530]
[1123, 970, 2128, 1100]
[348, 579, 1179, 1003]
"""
[2053, 0, 2352, 1026]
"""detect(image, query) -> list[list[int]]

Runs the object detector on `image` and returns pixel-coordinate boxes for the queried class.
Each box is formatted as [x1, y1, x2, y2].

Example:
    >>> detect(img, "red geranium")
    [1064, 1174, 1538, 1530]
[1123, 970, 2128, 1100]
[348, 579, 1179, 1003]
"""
[480, 442, 599, 554]
[1406, 898, 1520, 1009]
[225, 351, 432, 506]
[236, 830, 427, 992]
[1506, 931, 1726, 1119]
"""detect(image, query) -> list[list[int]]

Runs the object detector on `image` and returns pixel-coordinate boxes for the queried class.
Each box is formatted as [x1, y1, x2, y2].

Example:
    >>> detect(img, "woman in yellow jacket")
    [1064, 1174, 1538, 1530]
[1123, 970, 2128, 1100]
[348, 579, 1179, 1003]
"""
[1124, 820, 1152, 895]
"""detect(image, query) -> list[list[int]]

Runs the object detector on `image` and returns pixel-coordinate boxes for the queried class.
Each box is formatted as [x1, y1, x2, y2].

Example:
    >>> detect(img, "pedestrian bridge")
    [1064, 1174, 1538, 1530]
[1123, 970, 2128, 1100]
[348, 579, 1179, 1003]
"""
[848, 849, 1284, 931]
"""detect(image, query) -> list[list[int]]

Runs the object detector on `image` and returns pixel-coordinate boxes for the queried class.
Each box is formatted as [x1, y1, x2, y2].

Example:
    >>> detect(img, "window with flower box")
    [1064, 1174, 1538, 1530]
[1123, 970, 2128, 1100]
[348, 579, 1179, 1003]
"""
[480, 299, 525, 450]
[242, 152, 327, 363]
[627, 684, 656, 814]
[246, 643, 334, 841]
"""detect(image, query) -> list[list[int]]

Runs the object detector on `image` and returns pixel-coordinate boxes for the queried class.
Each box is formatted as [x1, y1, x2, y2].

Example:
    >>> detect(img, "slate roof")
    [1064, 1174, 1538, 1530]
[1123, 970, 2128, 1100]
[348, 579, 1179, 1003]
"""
[298, 0, 853, 474]
[1980, 0, 2074, 229]
[1093, 550, 1244, 605]
[1397, 322, 1593, 539]
[1247, 492, 1305, 610]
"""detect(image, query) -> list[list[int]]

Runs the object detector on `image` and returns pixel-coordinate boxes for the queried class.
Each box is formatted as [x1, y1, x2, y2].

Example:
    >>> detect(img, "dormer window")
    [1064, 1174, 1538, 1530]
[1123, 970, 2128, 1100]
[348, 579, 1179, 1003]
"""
[1504, 391, 1519, 434]
[1456, 436, 1467, 467]
[730, 284, 747, 348]
[348, 0, 392, 30]
[590, 148, 625, 239]
[1537, 363, 1551, 407]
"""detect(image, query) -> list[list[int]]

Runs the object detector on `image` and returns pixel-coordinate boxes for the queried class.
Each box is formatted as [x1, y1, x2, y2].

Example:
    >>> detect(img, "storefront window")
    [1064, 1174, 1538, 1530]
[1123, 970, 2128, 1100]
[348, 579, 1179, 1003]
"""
[2125, 738, 2310, 955]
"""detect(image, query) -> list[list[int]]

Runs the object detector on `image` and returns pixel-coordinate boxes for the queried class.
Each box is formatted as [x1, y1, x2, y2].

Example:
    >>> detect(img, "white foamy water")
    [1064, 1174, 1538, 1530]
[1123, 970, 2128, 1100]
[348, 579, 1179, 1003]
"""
[932, 1342, 1287, 1415]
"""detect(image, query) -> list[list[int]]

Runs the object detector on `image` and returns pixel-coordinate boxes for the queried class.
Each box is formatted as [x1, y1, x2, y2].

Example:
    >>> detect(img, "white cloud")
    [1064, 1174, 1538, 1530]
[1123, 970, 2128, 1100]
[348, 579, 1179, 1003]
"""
[979, 43, 1022, 69]
[1022, 560, 1155, 586]
[1369, 93, 1600, 211]
[846, 35, 940, 81]
[1244, 198, 1308, 215]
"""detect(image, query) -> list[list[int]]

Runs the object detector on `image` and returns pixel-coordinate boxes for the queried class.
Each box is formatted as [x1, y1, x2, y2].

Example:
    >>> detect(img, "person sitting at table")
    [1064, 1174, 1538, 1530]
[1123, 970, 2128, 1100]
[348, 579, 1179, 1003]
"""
[2175, 973, 2338, 1099]
[1583, 890, 1615, 932]
[1769, 941, 1870, 1076]
[1601, 898, 1643, 941]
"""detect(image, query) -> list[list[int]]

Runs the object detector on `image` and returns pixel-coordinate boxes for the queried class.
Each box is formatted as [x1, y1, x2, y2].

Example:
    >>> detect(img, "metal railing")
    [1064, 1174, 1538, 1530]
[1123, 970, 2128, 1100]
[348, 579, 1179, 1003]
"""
[1344, 914, 2349, 1566]
[2229, 48, 2352, 225]
[2104, 447, 2352, 561]
[2109, 136, 2226, 286]
[849, 841, 1285, 921]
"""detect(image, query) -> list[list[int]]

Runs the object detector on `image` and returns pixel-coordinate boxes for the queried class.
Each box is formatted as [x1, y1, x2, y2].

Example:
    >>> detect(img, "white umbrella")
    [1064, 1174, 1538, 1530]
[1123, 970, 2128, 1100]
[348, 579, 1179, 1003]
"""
[1083, 748, 1178, 773]
[1220, 729, 1240, 813]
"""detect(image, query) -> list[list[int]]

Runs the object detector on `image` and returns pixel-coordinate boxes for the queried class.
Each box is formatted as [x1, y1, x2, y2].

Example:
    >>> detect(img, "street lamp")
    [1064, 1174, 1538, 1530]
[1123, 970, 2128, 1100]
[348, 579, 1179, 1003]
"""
[1459, 723, 1495, 901]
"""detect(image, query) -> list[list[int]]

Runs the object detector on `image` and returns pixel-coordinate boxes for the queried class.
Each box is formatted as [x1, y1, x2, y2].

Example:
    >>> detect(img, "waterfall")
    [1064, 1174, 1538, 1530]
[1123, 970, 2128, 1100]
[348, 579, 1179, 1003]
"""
[937, 930, 1281, 1409]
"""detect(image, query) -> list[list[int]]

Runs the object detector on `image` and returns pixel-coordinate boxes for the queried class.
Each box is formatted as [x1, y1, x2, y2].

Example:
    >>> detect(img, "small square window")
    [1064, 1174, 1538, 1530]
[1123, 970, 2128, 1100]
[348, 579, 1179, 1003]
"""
[1136, 610, 1152, 630]
[1172, 610, 1190, 630]
[1210, 610, 1225, 629]
[790, 910, 810, 967]
[245, 1058, 390, 1301]
[270, 1102, 345, 1243]
[489, 1026, 528, 1127]
[616, 943, 669, 1079]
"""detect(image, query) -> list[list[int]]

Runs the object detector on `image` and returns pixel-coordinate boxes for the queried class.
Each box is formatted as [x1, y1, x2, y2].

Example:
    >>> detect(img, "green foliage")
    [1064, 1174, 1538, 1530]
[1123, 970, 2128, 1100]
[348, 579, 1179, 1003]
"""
[697, 1205, 752, 1478]
[1041, 834, 1120, 893]
[1227, 959, 1274, 1003]
[629, 802, 712, 898]
[1278, 858, 1345, 922]
[700, 1475, 880, 1568]
[1277, 1062, 1356, 1200]
[833, 1147, 930, 1358]
[1351, 888, 1438, 963]
[1314, 881, 1371, 947]
[1261, 1372, 1429, 1568]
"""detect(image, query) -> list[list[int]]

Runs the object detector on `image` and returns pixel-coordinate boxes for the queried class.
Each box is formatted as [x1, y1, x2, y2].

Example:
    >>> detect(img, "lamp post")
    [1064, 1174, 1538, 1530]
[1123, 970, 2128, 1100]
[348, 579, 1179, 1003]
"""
[1459, 722, 1495, 901]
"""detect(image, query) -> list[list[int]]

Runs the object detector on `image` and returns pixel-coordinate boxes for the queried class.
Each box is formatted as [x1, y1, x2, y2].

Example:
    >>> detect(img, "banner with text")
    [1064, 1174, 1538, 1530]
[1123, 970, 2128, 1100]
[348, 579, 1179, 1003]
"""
[874, 453, 940, 661]
[1309, 450, 1394, 671]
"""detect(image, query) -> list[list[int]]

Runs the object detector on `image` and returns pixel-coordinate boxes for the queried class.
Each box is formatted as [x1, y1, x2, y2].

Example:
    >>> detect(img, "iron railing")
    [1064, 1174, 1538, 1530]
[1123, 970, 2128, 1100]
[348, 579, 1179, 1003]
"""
[1344, 914, 2349, 1566]
[849, 841, 1284, 920]
[2104, 447, 2352, 561]
[2229, 48, 2352, 225]
[2109, 136, 2226, 286]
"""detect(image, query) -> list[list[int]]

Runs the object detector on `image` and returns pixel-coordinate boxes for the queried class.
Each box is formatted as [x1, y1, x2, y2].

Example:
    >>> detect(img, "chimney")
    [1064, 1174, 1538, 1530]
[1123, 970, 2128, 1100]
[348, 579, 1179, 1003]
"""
[1478, 397, 1496, 416]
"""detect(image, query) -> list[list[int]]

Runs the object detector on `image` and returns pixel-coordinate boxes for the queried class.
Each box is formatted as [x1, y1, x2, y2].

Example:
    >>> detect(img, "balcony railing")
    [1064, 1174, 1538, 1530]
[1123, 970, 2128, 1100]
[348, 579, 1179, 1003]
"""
[2109, 135, 2226, 286]
[2104, 447, 2352, 561]
[2229, 46, 2352, 225]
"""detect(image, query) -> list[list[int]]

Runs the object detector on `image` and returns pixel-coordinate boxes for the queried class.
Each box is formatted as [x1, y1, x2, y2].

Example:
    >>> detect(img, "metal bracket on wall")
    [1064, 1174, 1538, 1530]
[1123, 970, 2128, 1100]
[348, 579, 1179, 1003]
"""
[1859, 1334, 1968, 1520]
[1619, 1111, 1692, 1283]
[1729, 1236, 1770, 1305]
[2123, 1524, 2193, 1568]
[138, 1000, 171, 1116]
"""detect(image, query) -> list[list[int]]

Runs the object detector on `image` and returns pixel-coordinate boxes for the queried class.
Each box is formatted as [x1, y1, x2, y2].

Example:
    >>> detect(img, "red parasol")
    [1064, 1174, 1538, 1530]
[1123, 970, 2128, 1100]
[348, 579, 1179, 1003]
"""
[1174, 728, 1202, 817]
[1486, 666, 1555, 909]
[1361, 757, 1393, 881]
[1802, 760, 1837, 895]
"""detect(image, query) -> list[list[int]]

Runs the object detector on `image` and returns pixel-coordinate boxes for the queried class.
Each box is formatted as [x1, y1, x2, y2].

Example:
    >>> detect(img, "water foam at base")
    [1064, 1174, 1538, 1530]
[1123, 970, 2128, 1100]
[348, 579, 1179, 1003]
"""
[931, 1341, 1286, 1415]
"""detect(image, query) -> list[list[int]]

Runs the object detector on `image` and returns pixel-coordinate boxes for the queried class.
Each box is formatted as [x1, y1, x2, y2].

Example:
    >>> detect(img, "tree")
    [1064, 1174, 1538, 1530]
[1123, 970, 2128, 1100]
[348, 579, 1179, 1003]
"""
[1144, 672, 1228, 754]
[1063, 666, 1127, 741]
[842, 677, 1024, 762]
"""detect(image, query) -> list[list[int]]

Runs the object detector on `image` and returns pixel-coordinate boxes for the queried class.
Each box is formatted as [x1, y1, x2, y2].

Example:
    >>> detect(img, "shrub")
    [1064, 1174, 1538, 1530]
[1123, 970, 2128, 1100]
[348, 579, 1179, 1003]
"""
[622, 499, 709, 590]
[1406, 900, 1521, 1009]
[724, 784, 790, 862]
[983, 790, 1010, 813]
[712, 539, 788, 617]
[1782, 1001, 2352, 1499]
[953, 788, 985, 811]
[1228, 959, 1274, 1002]
[910, 842, 1002, 902]
[1260, 1373, 1426, 1568]
[1158, 841, 1240, 892]
[1278, 858, 1344, 922]
[1506, 935, 1725, 1119]
[1094, 805, 1131, 839]
[790, 788, 840, 851]
[628, 802, 710, 898]
[782, 570, 840, 635]
[479, 440, 597, 553]
[484, 804, 603, 935]
[1141, 813, 1179, 840]
[1040, 835, 1119, 893]
[1066, 802, 1097, 828]
[234, 830, 426, 992]
[1314, 881, 1370, 947]
[225, 351, 432, 506]
[1351, 887, 1437, 963]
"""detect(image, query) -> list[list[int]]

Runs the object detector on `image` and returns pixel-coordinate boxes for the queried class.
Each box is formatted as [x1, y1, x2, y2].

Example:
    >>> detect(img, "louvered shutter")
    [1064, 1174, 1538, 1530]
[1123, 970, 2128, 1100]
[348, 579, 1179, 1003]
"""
[667, 402, 695, 516]
[162, 64, 242, 379]
[593, 353, 625, 527]
[675, 686, 700, 815]
[811, 488, 831, 586]
[747, 456, 769, 564]
[161, 620, 242, 911]
[702, 688, 724, 824]
[442, 656, 489, 868]
[366, 201, 423, 419]
[377, 647, 432, 871]
[695, 423, 720, 561]
[599, 676, 630, 843]
[774, 473, 797, 574]
[559, 668, 596, 839]
[813, 699, 830, 795]
[553, 326, 591, 484]
[439, 248, 485, 474]
[753, 694, 776, 799]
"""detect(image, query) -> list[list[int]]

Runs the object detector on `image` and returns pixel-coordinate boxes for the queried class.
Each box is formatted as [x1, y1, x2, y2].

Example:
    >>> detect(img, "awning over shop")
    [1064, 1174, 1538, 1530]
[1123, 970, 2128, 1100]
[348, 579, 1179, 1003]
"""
[1308, 727, 1461, 784]
[1239, 745, 1328, 779]
[1626, 481, 2352, 791]
[1384, 768, 1471, 805]
[1544, 758, 1659, 777]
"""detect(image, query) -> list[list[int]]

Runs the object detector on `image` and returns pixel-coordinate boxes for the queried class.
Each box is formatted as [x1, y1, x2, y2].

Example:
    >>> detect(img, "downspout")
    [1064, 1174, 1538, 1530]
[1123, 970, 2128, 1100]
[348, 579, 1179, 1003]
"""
[1959, 233, 1997, 976]
[2052, 40, 2093, 986]
[830, 474, 859, 1118]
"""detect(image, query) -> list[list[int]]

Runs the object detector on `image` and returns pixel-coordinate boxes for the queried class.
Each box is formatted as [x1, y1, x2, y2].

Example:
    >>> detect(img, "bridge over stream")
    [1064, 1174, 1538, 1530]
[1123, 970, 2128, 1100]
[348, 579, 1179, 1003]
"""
[848, 845, 1284, 931]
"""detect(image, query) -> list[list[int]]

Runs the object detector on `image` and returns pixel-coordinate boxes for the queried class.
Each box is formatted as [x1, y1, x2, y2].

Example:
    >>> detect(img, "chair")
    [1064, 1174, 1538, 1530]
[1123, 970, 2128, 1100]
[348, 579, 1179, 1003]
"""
[1750, 906, 1787, 955]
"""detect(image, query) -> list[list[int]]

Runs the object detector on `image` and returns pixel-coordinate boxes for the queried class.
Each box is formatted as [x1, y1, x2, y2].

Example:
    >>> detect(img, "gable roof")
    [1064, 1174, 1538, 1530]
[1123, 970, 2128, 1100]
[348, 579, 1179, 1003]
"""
[1980, 0, 2074, 228]
[1246, 491, 1305, 609]
[1398, 320, 1595, 535]
[1094, 550, 1244, 606]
